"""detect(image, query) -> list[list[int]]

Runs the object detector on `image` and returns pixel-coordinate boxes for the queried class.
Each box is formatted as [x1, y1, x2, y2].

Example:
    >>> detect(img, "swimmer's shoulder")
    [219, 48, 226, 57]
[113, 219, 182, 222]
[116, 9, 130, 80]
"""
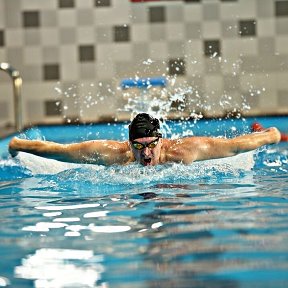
[160, 137, 199, 164]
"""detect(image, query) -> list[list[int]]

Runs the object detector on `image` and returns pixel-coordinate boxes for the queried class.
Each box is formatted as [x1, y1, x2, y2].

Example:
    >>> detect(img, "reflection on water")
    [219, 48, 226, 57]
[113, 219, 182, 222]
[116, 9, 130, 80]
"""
[15, 249, 105, 288]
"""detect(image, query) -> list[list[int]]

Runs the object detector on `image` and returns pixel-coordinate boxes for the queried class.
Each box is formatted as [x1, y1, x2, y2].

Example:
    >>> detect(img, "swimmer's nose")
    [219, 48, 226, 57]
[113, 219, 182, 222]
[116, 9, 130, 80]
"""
[142, 147, 150, 156]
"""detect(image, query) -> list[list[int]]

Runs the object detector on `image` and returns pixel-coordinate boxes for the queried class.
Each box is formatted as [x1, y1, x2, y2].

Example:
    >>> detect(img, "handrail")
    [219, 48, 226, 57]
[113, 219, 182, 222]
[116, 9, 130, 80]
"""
[0, 62, 23, 131]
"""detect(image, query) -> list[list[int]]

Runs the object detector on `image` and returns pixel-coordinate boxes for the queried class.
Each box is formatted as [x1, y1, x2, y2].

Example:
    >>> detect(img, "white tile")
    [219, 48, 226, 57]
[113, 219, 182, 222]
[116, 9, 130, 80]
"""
[0, 49, 7, 64]
[166, 23, 185, 41]
[204, 75, 223, 93]
[24, 82, 59, 100]
[58, 10, 77, 27]
[258, 19, 275, 37]
[0, 1, 4, 28]
[240, 73, 276, 102]
[222, 39, 240, 59]
[278, 90, 288, 107]
[238, 38, 258, 55]
[41, 28, 60, 45]
[96, 58, 115, 79]
[131, 24, 150, 42]
[21, 0, 57, 10]
[183, 5, 202, 22]
[60, 46, 79, 81]
[23, 47, 42, 65]
[184, 40, 203, 59]
[98, 43, 132, 61]
[0, 84, 14, 104]
[6, 29, 24, 47]
[276, 72, 288, 90]
[236, 0, 257, 18]
[94, 4, 131, 25]
[77, 27, 96, 44]
[26, 99, 44, 123]
[202, 21, 221, 38]
[75, 0, 94, 8]
[149, 42, 169, 60]
[220, 1, 256, 20]
[275, 36, 288, 54]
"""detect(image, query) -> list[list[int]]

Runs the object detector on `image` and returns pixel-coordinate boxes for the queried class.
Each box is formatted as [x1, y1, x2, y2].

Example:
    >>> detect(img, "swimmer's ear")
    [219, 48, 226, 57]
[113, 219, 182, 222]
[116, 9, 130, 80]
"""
[128, 140, 133, 149]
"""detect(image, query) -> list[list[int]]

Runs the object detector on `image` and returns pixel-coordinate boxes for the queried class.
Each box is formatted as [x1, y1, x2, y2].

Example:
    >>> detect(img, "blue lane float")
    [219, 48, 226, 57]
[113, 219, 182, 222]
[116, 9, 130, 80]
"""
[121, 77, 167, 89]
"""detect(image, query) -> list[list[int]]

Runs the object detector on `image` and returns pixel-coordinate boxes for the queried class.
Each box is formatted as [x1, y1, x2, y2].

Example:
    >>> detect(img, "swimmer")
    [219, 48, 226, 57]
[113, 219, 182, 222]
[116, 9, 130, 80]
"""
[9, 113, 281, 166]
[251, 122, 288, 142]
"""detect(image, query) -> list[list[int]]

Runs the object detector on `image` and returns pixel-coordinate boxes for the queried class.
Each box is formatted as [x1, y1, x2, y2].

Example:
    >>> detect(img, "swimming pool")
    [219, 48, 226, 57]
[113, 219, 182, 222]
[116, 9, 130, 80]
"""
[0, 116, 287, 288]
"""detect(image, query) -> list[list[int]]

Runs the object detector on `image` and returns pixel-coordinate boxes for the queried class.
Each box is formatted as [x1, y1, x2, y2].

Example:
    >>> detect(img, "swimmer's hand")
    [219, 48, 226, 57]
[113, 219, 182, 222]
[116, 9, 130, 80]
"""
[261, 127, 281, 144]
[9, 137, 19, 157]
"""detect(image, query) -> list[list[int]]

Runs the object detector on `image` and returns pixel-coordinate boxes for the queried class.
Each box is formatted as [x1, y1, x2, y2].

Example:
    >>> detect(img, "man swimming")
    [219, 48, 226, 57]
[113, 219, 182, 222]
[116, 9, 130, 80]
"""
[9, 113, 281, 166]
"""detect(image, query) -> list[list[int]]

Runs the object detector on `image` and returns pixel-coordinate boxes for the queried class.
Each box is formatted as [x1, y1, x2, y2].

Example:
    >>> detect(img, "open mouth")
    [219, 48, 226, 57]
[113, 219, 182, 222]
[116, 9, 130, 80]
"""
[143, 158, 152, 165]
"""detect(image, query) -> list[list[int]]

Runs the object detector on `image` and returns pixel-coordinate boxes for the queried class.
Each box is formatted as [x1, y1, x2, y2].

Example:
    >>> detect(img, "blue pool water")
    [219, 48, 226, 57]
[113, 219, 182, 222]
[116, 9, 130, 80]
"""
[0, 116, 288, 288]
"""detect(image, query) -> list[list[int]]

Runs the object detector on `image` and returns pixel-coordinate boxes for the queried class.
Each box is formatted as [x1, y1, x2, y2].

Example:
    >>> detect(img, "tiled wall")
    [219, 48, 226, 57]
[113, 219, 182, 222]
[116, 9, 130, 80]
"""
[0, 0, 288, 127]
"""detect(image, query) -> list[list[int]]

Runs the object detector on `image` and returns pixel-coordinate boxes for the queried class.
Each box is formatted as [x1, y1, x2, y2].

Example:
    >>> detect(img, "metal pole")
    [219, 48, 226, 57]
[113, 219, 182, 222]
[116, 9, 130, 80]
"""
[0, 62, 23, 131]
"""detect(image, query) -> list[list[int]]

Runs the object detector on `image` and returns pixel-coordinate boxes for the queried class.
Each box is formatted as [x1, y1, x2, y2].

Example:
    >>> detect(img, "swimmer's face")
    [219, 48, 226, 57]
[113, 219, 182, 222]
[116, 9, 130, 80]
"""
[130, 137, 162, 166]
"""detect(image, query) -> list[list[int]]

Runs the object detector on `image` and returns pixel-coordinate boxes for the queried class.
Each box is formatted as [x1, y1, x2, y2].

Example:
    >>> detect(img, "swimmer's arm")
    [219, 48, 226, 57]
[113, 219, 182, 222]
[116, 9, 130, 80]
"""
[8, 137, 131, 165]
[167, 127, 281, 163]
[193, 127, 281, 161]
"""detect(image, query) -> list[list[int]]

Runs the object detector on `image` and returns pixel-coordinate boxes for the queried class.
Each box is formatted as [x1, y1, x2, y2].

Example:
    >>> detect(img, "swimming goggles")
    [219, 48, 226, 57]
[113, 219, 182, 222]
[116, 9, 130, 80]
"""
[131, 138, 160, 150]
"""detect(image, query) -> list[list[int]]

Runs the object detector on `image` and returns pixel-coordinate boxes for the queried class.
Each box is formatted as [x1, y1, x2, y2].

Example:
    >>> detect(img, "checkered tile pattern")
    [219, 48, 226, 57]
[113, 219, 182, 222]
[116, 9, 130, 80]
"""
[0, 0, 287, 125]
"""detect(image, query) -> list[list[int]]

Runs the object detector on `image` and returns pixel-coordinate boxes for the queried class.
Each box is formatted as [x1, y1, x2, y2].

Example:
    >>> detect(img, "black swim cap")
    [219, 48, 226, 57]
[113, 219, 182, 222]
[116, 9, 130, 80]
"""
[129, 113, 162, 141]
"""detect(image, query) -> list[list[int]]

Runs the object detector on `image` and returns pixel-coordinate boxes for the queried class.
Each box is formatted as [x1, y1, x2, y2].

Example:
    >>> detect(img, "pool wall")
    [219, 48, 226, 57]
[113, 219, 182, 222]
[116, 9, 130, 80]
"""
[0, 0, 288, 128]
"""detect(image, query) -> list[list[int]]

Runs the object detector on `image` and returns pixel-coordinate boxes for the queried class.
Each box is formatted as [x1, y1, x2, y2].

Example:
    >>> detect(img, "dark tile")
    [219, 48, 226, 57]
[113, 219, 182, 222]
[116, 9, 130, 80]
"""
[45, 100, 62, 116]
[204, 40, 221, 57]
[239, 20, 256, 37]
[168, 58, 186, 75]
[95, 0, 111, 7]
[23, 11, 40, 28]
[58, 0, 75, 8]
[43, 64, 60, 80]
[114, 26, 130, 42]
[79, 45, 95, 61]
[275, 0, 288, 16]
[149, 6, 166, 23]
[0, 30, 4, 46]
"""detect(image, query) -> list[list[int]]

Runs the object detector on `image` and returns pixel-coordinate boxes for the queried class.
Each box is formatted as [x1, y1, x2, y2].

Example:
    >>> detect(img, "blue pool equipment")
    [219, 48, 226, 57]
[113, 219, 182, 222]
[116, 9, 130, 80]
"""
[121, 77, 167, 89]
[120, 77, 168, 113]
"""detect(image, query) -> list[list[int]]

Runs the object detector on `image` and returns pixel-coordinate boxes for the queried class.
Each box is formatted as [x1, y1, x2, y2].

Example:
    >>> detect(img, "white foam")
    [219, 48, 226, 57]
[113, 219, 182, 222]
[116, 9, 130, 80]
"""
[200, 151, 255, 171]
[15, 150, 255, 177]
[16, 152, 82, 175]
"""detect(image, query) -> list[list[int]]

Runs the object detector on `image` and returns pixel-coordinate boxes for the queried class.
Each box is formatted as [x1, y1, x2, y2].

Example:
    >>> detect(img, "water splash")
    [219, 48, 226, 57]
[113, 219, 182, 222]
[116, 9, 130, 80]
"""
[10, 151, 256, 194]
